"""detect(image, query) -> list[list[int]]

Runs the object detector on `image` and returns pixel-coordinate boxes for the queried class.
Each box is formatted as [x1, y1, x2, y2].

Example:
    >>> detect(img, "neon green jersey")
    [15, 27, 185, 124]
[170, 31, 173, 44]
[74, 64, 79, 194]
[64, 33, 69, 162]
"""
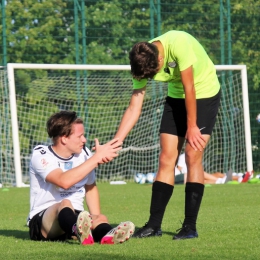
[132, 30, 220, 99]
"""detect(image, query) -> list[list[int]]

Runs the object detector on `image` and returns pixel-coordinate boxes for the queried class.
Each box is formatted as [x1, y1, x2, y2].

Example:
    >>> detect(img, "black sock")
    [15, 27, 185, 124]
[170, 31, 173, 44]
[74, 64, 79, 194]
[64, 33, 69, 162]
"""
[92, 223, 113, 242]
[183, 182, 204, 230]
[147, 181, 174, 228]
[58, 207, 78, 236]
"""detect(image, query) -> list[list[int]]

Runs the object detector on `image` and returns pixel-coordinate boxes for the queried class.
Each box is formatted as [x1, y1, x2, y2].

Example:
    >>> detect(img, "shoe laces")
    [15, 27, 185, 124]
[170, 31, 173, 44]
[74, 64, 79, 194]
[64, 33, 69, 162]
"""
[175, 221, 191, 233]
[134, 223, 149, 235]
[139, 222, 160, 233]
[106, 227, 117, 236]
[177, 225, 190, 232]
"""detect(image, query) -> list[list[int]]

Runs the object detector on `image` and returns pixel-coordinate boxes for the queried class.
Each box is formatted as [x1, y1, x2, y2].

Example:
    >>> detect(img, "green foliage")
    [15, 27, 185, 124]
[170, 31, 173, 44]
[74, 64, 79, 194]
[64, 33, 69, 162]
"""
[1, 1, 259, 90]
[16, 96, 58, 154]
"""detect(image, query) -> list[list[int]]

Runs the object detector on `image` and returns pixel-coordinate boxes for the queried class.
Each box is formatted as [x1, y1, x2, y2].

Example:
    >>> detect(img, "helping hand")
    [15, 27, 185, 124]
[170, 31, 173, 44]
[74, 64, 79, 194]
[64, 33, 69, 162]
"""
[94, 138, 123, 164]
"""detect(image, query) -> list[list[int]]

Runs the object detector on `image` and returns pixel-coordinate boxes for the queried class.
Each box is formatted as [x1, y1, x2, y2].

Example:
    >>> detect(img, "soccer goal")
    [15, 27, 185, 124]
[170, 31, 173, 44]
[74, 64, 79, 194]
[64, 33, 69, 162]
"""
[5, 63, 252, 187]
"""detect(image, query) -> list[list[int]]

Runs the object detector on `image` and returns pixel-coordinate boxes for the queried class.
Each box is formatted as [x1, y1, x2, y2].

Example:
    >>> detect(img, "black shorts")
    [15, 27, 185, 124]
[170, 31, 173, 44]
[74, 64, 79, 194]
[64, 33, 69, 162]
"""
[29, 209, 81, 241]
[160, 90, 221, 137]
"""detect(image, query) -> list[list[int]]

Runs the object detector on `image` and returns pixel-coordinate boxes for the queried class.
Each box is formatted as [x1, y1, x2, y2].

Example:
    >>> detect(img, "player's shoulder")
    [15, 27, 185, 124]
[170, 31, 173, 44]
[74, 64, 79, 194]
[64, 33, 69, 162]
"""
[82, 146, 92, 157]
[32, 145, 50, 156]
[162, 30, 188, 39]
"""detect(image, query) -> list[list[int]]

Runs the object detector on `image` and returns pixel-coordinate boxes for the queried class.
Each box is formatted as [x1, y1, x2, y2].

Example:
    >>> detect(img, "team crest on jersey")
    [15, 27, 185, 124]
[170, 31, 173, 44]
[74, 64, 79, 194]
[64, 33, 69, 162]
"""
[64, 162, 73, 170]
[168, 61, 177, 68]
[40, 149, 46, 155]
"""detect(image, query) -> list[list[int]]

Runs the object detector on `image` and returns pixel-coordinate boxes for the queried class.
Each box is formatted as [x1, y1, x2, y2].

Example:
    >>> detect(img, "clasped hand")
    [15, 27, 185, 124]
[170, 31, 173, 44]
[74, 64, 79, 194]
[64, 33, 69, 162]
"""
[93, 138, 123, 164]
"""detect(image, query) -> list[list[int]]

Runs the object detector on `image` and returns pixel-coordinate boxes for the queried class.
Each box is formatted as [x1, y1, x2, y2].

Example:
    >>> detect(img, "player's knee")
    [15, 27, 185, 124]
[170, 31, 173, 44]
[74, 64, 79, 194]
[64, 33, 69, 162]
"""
[59, 199, 74, 210]
[159, 152, 175, 167]
[185, 151, 202, 167]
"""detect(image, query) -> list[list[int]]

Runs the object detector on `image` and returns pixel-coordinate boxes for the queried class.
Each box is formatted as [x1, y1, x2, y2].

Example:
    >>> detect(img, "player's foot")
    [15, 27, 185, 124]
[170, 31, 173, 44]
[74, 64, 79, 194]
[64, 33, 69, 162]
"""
[241, 171, 254, 183]
[100, 221, 135, 244]
[75, 211, 94, 245]
[132, 223, 162, 238]
[173, 225, 198, 240]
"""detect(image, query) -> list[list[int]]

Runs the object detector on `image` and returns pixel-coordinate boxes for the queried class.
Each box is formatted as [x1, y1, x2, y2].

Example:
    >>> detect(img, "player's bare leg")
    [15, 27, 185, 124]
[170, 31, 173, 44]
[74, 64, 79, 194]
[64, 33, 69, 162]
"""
[133, 134, 184, 238]
[41, 199, 94, 245]
[173, 135, 210, 240]
[155, 134, 185, 185]
[41, 199, 74, 239]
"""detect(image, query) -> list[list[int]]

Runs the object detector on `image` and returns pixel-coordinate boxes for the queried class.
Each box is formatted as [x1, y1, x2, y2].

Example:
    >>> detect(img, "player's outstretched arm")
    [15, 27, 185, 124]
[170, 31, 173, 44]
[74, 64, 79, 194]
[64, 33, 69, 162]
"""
[46, 138, 122, 189]
[114, 88, 146, 142]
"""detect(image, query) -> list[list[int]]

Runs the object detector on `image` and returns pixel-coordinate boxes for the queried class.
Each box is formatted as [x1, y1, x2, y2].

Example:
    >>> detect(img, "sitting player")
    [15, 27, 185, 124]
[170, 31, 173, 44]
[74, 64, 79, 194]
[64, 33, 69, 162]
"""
[175, 154, 232, 184]
[27, 111, 135, 245]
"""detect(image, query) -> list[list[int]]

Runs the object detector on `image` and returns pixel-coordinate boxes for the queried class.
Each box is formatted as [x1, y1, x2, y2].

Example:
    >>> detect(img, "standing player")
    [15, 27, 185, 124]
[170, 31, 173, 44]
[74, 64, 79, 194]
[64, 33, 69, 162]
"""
[28, 111, 135, 245]
[113, 30, 220, 239]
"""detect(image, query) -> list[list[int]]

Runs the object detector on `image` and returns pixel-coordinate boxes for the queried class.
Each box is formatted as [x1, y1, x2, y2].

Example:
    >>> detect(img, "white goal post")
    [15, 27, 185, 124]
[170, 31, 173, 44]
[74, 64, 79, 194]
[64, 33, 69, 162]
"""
[6, 63, 252, 187]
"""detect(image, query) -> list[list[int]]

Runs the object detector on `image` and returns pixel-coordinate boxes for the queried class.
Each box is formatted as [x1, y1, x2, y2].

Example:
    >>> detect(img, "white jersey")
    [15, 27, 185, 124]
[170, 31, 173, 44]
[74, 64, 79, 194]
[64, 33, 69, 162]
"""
[29, 145, 95, 219]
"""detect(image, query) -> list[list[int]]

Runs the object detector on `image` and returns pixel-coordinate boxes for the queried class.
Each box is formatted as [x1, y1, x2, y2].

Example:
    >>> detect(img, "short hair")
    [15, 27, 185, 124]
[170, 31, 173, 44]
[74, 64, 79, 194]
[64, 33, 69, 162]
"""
[47, 111, 83, 143]
[129, 42, 159, 80]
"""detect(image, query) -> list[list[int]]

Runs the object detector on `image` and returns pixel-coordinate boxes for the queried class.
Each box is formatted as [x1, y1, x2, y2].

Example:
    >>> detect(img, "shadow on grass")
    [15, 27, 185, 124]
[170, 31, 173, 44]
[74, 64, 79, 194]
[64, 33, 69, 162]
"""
[1, 229, 30, 240]
[1, 224, 176, 242]
[109, 222, 176, 237]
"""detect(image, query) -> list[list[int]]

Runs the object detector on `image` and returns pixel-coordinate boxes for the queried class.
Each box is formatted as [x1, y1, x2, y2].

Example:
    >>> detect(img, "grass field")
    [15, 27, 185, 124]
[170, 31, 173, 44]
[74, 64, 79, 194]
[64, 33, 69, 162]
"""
[0, 182, 260, 260]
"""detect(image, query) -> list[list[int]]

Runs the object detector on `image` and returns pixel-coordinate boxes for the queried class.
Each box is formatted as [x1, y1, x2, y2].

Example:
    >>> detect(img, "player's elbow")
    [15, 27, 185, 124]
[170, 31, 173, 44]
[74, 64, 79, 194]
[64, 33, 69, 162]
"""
[57, 179, 72, 190]
[46, 170, 73, 190]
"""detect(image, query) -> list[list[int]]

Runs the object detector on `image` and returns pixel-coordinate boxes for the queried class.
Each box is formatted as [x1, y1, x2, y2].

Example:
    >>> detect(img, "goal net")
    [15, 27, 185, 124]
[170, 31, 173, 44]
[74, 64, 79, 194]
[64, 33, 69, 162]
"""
[3, 64, 252, 187]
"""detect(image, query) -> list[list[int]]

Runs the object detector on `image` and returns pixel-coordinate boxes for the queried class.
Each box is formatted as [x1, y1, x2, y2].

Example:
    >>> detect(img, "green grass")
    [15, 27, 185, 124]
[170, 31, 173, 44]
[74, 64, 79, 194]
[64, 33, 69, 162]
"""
[0, 183, 260, 260]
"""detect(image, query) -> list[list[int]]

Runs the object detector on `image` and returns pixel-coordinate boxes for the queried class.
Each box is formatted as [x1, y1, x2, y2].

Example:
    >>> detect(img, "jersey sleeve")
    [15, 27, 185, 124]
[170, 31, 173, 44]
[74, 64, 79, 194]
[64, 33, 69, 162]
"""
[172, 34, 197, 71]
[30, 151, 59, 181]
[85, 170, 96, 185]
[132, 78, 147, 89]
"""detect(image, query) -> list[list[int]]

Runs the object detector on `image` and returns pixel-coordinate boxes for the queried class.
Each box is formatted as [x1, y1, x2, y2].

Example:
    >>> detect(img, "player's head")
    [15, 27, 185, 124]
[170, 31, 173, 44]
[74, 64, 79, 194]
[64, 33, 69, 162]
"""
[47, 111, 83, 144]
[129, 42, 160, 80]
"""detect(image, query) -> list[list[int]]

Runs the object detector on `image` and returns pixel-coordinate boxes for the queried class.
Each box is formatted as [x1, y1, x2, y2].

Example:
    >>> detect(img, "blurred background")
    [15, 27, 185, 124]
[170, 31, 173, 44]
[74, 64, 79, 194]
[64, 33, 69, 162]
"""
[0, 0, 260, 185]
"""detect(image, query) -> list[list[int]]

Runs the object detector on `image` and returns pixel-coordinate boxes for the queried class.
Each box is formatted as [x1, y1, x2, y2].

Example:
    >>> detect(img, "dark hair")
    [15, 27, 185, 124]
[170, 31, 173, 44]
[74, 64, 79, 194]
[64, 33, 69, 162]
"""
[47, 111, 83, 143]
[129, 42, 159, 80]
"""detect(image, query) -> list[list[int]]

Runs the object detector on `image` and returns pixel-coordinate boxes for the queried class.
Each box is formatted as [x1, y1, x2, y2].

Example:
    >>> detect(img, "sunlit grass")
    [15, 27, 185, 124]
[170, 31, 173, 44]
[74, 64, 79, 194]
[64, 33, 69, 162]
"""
[0, 182, 259, 260]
